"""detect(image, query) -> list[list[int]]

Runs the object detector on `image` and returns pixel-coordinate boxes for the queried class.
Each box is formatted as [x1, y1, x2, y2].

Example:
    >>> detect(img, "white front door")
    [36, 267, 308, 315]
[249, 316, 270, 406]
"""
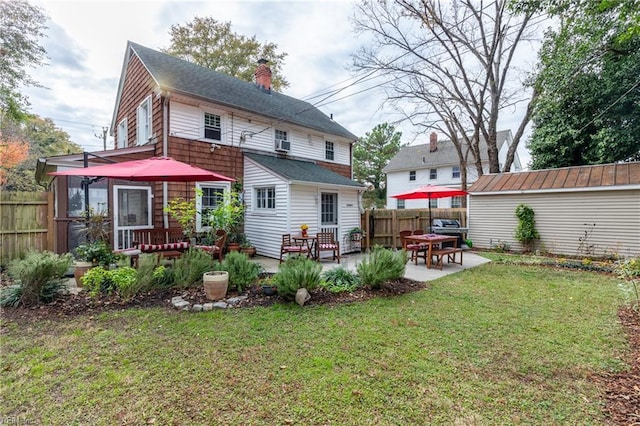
[113, 185, 152, 249]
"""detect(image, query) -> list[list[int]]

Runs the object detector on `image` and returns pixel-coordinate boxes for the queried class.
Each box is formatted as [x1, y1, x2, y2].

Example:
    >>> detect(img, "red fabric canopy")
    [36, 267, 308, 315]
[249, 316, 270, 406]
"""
[48, 156, 234, 182]
[391, 184, 468, 200]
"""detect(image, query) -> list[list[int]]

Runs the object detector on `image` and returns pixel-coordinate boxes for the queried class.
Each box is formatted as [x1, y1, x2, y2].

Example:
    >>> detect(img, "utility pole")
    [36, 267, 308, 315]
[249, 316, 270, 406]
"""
[94, 126, 108, 150]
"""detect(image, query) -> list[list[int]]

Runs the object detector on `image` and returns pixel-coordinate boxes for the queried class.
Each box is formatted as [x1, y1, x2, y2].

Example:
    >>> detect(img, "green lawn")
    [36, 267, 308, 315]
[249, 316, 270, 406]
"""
[0, 263, 629, 425]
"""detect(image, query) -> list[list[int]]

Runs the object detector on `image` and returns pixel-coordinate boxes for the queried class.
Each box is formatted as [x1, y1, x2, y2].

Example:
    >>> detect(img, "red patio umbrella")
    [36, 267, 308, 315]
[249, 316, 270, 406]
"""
[391, 184, 468, 232]
[48, 156, 234, 182]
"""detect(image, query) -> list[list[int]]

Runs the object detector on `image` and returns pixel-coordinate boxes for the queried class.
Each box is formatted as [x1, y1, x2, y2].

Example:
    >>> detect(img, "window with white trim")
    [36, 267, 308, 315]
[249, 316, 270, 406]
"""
[275, 129, 288, 142]
[397, 199, 405, 209]
[451, 196, 462, 208]
[429, 168, 437, 180]
[452, 166, 460, 179]
[195, 183, 230, 231]
[409, 171, 416, 181]
[204, 112, 221, 141]
[117, 118, 128, 149]
[256, 186, 276, 210]
[429, 198, 438, 208]
[325, 141, 334, 161]
[136, 96, 152, 145]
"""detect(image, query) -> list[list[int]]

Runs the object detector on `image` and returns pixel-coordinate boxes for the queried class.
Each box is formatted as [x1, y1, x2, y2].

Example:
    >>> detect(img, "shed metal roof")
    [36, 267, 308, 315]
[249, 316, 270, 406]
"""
[469, 162, 640, 193]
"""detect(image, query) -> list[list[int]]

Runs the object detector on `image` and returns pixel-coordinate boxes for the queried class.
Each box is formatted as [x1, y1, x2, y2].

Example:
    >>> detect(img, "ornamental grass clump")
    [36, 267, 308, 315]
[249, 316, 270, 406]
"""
[0, 251, 73, 307]
[617, 257, 640, 311]
[273, 256, 322, 299]
[172, 248, 215, 288]
[357, 246, 407, 289]
[216, 251, 261, 293]
[321, 267, 361, 293]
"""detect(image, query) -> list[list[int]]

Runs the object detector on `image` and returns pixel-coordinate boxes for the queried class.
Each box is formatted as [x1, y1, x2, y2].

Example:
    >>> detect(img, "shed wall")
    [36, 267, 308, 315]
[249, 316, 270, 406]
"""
[468, 189, 640, 257]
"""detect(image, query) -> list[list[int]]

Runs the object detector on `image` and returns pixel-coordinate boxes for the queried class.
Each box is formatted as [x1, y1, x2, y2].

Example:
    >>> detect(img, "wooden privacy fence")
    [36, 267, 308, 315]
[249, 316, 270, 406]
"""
[0, 191, 54, 265]
[360, 208, 467, 250]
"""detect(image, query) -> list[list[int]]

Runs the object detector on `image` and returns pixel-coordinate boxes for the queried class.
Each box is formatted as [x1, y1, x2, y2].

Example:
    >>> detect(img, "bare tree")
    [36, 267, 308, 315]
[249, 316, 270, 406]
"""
[351, 0, 539, 188]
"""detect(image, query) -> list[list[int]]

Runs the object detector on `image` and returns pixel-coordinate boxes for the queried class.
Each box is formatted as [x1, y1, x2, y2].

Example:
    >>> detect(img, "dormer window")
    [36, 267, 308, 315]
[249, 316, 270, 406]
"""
[204, 113, 221, 141]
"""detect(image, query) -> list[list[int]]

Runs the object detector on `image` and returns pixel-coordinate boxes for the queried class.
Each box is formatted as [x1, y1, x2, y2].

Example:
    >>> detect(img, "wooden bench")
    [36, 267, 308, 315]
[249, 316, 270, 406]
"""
[430, 247, 463, 270]
[132, 228, 190, 254]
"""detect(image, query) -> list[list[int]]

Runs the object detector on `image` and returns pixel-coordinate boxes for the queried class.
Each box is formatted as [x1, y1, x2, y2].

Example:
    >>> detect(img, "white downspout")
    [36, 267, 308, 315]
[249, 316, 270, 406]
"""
[162, 92, 169, 228]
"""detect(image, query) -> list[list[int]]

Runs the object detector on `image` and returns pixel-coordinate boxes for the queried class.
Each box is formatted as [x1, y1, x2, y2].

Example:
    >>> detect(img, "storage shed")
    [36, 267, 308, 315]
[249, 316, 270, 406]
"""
[468, 162, 640, 258]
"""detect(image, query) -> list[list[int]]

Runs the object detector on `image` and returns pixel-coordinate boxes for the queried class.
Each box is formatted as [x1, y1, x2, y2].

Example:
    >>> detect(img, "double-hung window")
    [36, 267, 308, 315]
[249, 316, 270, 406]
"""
[451, 196, 462, 208]
[256, 187, 276, 210]
[117, 118, 128, 149]
[397, 199, 405, 209]
[196, 183, 229, 231]
[452, 166, 460, 179]
[409, 171, 416, 181]
[204, 112, 221, 141]
[429, 168, 437, 180]
[136, 96, 152, 145]
[325, 141, 334, 161]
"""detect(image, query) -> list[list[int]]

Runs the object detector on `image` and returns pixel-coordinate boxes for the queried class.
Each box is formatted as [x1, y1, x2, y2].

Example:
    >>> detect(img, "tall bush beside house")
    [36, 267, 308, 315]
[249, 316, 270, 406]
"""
[0, 251, 73, 307]
[357, 246, 407, 289]
[515, 204, 540, 253]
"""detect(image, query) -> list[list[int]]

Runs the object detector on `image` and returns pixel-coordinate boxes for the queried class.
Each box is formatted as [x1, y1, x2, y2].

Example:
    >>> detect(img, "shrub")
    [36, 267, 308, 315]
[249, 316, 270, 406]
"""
[111, 267, 139, 300]
[617, 257, 640, 311]
[217, 251, 261, 293]
[172, 248, 215, 288]
[151, 265, 175, 289]
[273, 256, 322, 299]
[322, 267, 361, 293]
[515, 204, 539, 252]
[135, 254, 176, 291]
[1, 251, 73, 307]
[357, 246, 407, 289]
[82, 266, 114, 296]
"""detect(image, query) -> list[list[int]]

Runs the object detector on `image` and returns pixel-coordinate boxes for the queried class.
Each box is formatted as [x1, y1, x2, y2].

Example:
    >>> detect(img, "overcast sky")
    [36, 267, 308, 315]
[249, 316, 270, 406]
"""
[24, 0, 538, 165]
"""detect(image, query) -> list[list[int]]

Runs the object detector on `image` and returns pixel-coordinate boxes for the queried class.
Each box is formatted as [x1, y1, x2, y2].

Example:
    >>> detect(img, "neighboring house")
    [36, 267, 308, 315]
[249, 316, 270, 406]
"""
[37, 41, 363, 258]
[383, 130, 521, 209]
[467, 162, 640, 257]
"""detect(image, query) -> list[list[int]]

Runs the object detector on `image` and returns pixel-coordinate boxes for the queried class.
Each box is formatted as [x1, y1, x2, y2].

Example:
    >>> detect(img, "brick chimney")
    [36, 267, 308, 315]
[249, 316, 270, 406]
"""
[255, 58, 272, 92]
[429, 132, 438, 152]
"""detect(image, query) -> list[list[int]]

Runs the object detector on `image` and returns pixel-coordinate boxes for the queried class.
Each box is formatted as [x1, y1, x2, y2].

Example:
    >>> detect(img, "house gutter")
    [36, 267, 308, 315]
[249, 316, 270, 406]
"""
[469, 184, 640, 196]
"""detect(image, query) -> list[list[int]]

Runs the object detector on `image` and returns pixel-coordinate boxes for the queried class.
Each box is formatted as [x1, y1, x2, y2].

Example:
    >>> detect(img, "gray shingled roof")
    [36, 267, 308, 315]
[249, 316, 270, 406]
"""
[384, 130, 512, 172]
[245, 153, 363, 188]
[128, 42, 357, 140]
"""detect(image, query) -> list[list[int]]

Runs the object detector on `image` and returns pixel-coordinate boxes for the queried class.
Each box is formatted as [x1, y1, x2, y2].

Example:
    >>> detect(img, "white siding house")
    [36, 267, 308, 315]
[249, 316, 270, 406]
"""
[468, 162, 640, 257]
[384, 130, 521, 208]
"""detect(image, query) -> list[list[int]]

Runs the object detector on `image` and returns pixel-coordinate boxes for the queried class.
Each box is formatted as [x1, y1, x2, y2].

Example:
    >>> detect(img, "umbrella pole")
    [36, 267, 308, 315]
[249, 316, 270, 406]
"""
[428, 195, 432, 233]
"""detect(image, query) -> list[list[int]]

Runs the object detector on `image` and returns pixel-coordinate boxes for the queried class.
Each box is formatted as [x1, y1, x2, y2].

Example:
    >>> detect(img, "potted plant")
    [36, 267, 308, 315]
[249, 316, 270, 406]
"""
[203, 191, 245, 252]
[348, 227, 365, 241]
[73, 241, 116, 286]
[163, 190, 199, 243]
[240, 237, 257, 257]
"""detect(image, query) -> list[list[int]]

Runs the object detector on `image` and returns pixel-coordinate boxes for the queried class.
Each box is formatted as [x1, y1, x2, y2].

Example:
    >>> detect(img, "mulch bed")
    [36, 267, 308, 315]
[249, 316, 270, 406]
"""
[1, 274, 639, 424]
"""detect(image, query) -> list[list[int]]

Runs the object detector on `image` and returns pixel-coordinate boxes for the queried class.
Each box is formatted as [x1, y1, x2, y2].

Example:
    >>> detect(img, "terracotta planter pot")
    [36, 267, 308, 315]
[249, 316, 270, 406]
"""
[227, 242, 240, 252]
[241, 247, 257, 257]
[203, 271, 229, 300]
[73, 261, 94, 287]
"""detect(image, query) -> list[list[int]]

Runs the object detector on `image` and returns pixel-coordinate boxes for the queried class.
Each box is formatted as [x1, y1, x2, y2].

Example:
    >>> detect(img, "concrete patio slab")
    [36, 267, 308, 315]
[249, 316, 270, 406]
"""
[253, 249, 491, 281]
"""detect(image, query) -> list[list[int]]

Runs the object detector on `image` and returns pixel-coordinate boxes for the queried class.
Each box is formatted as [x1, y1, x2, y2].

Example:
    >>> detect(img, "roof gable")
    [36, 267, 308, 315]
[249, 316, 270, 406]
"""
[469, 162, 640, 193]
[245, 153, 363, 188]
[384, 130, 512, 172]
[113, 42, 356, 141]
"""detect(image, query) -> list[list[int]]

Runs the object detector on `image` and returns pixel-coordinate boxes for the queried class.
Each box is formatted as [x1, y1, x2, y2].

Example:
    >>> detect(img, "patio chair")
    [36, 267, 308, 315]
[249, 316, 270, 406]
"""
[316, 232, 340, 263]
[400, 230, 427, 265]
[195, 229, 227, 262]
[280, 234, 310, 263]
